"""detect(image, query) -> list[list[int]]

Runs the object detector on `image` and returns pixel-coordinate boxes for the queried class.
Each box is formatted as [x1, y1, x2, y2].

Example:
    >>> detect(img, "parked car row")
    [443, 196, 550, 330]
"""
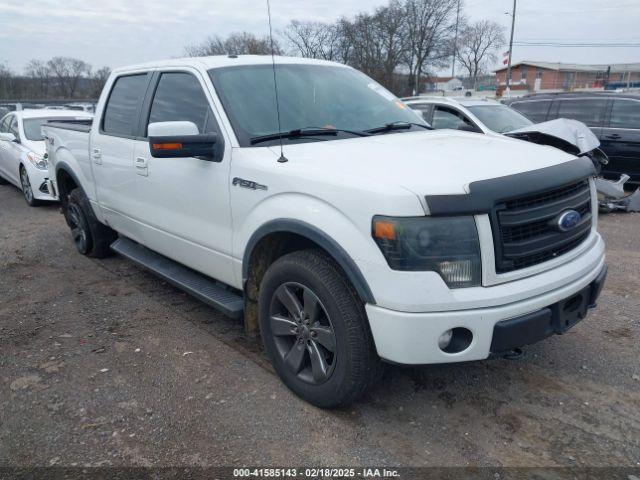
[2, 55, 608, 408]
[0, 109, 93, 205]
[504, 93, 640, 185]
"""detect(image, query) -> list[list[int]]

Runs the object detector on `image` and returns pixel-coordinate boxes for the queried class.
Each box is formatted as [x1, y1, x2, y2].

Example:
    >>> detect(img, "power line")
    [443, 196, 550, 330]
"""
[511, 42, 640, 47]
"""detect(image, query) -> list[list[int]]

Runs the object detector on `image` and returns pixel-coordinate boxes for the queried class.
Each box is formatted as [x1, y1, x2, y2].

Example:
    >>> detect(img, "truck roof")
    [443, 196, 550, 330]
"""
[113, 55, 349, 74]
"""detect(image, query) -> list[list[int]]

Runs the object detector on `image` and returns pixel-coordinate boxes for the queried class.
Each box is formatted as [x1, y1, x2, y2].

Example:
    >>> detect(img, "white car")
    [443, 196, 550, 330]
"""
[402, 96, 534, 134]
[0, 109, 93, 206]
[43, 56, 606, 407]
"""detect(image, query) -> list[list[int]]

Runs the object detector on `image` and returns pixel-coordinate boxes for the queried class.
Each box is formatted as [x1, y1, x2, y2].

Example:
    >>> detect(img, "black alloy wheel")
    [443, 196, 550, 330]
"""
[66, 202, 90, 254]
[269, 282, 337, 384]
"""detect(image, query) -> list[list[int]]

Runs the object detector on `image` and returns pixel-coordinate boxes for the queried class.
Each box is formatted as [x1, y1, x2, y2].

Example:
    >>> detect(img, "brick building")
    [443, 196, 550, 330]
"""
[494, 61, 640, 94]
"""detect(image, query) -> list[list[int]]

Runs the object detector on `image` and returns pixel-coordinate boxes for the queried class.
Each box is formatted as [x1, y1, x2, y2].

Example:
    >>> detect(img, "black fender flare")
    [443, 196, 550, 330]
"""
[54, 161, 84, 197]
[242, 219, 376, 305]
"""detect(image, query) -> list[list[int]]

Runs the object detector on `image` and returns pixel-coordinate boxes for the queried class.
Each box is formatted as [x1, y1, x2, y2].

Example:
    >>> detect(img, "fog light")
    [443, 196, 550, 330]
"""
[438, 329, 453, 350]
[438, 259, 478, 287]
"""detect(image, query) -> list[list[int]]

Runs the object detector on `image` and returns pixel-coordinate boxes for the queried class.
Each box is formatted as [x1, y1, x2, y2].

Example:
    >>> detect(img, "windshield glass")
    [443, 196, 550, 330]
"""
[467, 105, 533, 133]
[208, 64, 427, 147]
[23, 117, 83, 141]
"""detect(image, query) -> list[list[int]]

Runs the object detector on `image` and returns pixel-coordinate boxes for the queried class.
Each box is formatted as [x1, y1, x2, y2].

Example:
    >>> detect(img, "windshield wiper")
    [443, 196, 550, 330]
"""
[365, 121, 433, 135]
[250, 127, 369, 145]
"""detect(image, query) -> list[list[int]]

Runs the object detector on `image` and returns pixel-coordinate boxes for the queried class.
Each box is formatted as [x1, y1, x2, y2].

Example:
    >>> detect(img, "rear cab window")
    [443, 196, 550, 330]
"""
[101, 74, 150, 137]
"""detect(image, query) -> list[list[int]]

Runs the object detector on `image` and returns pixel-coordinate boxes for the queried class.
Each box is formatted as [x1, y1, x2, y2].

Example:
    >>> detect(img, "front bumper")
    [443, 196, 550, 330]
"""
[26, 164, 56, 202]
[365, 258, 607, 365]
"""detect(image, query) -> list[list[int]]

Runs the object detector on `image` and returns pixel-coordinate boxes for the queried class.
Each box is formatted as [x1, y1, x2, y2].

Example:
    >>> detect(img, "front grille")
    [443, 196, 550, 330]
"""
[493, 179, 592, 273]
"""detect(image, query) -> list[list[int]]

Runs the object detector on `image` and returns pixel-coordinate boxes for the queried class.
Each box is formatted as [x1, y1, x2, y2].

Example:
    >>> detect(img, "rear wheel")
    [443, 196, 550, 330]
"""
[66, 188, 117, 258]
[259, 249, 381, 408]
[0, 174, 8, 185]
[19, 165, 41, 207]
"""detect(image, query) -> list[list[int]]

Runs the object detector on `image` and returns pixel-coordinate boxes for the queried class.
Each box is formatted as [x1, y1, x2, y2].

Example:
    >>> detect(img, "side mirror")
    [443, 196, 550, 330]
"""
[148, 121, 218, 160]
[458, 123, 482, 134]
[0, 132, 17, 142]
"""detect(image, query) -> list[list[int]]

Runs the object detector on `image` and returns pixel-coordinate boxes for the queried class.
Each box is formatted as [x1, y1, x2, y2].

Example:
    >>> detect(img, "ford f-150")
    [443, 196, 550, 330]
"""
[43, 56, 607, 407]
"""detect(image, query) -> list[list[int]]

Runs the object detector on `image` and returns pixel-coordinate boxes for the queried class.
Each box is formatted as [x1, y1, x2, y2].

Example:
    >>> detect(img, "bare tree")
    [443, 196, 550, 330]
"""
[46, 57, 90, 98]
[0, 63, 15, 98]
[284, 21, 345, 61]
[186, 32, 281, 57]
[89, 66, 111, 98]
[373, 1, 409, 89]
[403, 0, 459, 94]
[25, 60, 51, 98]
[456, 20, 505, 88]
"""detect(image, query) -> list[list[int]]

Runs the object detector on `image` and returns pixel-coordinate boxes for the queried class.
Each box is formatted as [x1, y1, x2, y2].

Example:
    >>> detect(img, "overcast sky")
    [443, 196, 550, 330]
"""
[0, 0, 638, 73]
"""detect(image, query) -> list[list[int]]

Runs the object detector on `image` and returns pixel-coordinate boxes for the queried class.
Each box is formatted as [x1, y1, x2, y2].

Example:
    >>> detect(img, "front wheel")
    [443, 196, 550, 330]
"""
[259, 249, 381, 408]
[19, 165, 41, 207]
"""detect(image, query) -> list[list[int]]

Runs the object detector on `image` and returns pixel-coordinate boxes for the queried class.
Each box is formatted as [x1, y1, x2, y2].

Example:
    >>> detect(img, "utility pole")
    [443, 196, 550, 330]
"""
[505, 0, 517, 98]
[451, 0, 461, 78]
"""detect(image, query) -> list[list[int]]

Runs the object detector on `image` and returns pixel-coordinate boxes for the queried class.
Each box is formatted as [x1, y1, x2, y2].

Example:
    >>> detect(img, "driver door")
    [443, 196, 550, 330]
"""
[131, 69, 235, 285]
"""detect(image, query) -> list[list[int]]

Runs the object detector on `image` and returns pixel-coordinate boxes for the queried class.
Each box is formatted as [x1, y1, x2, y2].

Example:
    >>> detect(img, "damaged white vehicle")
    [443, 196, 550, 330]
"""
[404, 97, 638, 212]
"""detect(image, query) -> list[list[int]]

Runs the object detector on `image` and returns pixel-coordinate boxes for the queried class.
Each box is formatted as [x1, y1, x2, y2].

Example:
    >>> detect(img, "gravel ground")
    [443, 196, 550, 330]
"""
[0, 183, 639, 468]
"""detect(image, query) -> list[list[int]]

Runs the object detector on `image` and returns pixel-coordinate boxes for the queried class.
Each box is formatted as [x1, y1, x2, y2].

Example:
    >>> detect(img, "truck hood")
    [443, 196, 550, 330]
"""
[276, 130, 577, 196]
[505, 118, 599, 155]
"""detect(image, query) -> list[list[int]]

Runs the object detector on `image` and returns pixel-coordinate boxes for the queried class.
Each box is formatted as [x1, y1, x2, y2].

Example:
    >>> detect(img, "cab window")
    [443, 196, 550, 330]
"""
[147, 72, 217, 135]
[102, 74, 149, 137]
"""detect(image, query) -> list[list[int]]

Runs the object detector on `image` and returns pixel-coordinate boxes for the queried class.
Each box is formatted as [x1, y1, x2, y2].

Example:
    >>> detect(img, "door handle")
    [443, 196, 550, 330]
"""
[91, 147, 102, 164]
[605, 134, 622, 140]
[134, 156, 148, 168]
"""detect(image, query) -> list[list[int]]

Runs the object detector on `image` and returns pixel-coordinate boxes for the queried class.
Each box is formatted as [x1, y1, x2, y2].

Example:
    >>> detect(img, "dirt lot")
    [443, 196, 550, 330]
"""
[1, 183, 639, 468]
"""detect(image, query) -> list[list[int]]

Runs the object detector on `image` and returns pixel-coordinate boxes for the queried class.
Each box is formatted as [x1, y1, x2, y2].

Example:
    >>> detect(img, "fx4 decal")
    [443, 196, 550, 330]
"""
[232, 177, 268, 191]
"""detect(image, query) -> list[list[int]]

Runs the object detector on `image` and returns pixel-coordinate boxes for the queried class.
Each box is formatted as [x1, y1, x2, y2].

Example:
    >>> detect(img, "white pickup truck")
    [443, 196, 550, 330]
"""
[43, 56, 607, 407]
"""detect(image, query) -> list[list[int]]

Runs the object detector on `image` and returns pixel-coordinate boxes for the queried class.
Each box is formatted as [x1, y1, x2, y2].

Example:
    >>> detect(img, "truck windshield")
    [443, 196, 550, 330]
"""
[208, 64, 428, 147]
[466, 105, 533, 133]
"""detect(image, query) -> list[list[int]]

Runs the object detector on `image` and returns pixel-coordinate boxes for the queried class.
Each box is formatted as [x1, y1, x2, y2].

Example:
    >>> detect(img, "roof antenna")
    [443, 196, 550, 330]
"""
[266, 0, 287, 163]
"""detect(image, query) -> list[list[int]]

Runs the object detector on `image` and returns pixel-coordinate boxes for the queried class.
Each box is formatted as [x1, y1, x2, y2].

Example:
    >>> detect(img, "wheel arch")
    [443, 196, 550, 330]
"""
[55, 161, 83, 205]
[243, 219, 375, 305]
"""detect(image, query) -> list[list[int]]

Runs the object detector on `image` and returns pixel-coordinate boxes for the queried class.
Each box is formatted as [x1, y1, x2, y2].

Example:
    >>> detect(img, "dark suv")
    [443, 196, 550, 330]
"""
[504, 93, 640, 184]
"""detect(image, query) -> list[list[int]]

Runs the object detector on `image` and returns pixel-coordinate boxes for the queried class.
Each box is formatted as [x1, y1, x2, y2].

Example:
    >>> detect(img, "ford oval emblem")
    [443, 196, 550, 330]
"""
[557, 210, 582, 232]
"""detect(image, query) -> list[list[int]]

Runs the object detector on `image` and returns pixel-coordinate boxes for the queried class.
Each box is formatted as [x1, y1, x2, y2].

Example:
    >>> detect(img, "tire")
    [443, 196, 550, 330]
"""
[259, 249, 381, 408]
[65, 188, 117, 258]
[19, 165, 41, 207]
[0, 174, 8, 185]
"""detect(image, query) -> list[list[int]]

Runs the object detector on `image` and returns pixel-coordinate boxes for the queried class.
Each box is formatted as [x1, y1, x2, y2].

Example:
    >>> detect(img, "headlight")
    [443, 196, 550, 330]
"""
[27, 152, 48, 170]
[372, 215, 482, 288]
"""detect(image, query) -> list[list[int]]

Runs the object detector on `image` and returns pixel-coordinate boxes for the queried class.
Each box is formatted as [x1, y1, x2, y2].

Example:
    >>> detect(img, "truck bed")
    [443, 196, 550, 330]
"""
[44, 118, 93, 133]
[42, 119, 94, 202]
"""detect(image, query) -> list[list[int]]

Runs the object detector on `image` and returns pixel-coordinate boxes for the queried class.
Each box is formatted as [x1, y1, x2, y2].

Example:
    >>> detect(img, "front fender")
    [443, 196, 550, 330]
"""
[234, 193, 383, 304]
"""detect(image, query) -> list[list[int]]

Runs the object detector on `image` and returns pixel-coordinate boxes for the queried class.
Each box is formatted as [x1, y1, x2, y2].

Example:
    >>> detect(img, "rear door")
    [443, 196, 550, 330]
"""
[600, 98, 640, 183]
[550, 98, 609, 142]
[91, 72, 152, 239]
[131, 68, 235, 284]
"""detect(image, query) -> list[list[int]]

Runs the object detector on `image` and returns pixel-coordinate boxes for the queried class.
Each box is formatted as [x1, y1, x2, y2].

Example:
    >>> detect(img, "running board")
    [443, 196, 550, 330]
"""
[111, 237, 244, 319]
